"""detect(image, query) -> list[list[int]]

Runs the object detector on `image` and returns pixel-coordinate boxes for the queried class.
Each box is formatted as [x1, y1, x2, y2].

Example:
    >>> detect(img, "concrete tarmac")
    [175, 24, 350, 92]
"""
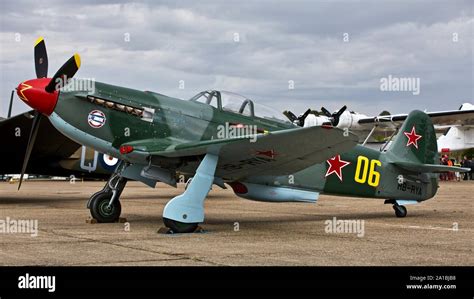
[0, 180, 472, 266]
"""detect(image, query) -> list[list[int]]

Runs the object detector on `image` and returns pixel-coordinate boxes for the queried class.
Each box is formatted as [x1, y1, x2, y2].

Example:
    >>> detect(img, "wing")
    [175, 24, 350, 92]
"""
[353, 107, 474, 140]
[358, 108, 474, 128]
[0, 111, 81, 174]
[125, 126, 359, 180]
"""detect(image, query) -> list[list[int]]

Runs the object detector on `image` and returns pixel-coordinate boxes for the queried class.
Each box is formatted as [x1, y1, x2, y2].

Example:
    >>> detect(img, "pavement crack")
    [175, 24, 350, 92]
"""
[47, 229, 226, 266]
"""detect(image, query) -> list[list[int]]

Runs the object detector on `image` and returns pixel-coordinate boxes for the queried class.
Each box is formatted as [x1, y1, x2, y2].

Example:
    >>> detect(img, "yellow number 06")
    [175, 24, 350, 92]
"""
[354, 156, 381, 187]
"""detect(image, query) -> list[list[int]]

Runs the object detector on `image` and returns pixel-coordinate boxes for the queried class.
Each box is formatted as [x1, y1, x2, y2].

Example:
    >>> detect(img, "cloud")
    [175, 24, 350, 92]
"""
[0, 0, 472, 118]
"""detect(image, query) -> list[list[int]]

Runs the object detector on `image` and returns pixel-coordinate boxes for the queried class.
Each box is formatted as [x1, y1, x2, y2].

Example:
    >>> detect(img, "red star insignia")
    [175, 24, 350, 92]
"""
[404, 125, 422, 149]
[325, 155, 351, 181]
[255, 150, 277, 159]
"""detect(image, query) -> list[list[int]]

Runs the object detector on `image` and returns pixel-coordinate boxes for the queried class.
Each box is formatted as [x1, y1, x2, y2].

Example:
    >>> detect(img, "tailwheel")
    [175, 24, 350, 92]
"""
[163, 217, 198, 233]
[90, 192, 122, 223]
[393, 204, 407, 218]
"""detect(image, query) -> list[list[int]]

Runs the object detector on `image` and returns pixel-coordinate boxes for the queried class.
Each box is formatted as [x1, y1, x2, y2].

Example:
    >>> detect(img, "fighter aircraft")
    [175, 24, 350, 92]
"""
[15, 37, 469, 233]
[284, 104, 474, 152]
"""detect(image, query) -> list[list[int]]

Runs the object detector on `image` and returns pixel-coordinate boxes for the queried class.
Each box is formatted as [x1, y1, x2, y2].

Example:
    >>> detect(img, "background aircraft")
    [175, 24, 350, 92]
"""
[0, 108, 118, 180]
[13, 37, 468, 234]
[284, 103, 474, 153]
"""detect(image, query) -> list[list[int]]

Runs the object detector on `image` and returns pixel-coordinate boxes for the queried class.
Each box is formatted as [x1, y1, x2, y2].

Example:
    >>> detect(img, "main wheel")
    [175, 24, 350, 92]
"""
[90, 192, 121, 223]
[393, 205, 407, 218]
[163, 217, 198, 233]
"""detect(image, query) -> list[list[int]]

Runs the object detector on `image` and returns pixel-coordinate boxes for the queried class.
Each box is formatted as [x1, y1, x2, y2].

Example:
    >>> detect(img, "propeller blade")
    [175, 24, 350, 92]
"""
[283, 110, 298, 122]
[298, 109, 312, 126]
[335, 105, 347, 117]
[320, 107, 332, 118]
[331, 105, 347, 126]
[18, 112, 42, 190]
[45, 53, 81, 93]
[7, 90, 14, 118]
[34, 37, 48, 78]
[300, 108, 311, 119]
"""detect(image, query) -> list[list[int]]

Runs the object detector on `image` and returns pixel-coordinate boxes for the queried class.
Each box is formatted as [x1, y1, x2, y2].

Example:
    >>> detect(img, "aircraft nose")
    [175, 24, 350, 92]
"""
[17, 78, 59, 115]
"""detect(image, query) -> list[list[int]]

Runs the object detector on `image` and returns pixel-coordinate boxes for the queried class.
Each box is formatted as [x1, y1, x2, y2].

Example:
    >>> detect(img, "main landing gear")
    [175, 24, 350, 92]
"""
[162, 153, 219, 233]
[88, 162, 128, 223]
[87, 154, 219, 233]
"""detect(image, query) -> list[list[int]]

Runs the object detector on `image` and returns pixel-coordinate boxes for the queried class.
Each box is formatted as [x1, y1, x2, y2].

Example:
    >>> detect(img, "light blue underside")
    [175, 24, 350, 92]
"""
[238, 182, 319, 203]
[49, 112, 120, 158]
[395, 199, 420, 206]
[163, 153, 218, 223]
[49, 112, 156, 187]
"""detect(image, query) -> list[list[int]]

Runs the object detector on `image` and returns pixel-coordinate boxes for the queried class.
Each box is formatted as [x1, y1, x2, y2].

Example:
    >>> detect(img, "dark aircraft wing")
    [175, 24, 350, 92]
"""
[0, 111, 81, 175]
[126, 126, 358, 180]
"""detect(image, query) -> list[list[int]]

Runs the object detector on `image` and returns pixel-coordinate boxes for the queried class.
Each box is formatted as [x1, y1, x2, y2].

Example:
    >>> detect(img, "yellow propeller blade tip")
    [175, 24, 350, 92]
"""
[73, 53, 81, 68]
[34, 36, 44, 46]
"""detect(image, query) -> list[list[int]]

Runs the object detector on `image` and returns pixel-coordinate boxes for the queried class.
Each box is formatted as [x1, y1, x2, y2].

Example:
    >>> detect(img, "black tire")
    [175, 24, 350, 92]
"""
[163, 217, 198, 233]
[90, 192, 121, 223]
[393, 205, 407, 218]
[87, 189, 107, 208]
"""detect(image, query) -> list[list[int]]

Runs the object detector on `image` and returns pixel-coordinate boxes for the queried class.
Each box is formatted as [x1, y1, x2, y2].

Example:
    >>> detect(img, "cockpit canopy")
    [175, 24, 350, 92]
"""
[189, 90, 290, 124]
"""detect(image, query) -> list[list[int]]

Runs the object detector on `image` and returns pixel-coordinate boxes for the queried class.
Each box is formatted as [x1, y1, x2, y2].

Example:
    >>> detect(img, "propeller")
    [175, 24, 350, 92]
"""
[7, 90, 15, 118]
[320, 105, 347, 126]
[34, 37, 48, 78]
[283, 108, 311, 127]
[17, 37, 81, 189]
[45, 53, 81, 93]
[18, 111, 41, 190]
[283, 110, 297, 123]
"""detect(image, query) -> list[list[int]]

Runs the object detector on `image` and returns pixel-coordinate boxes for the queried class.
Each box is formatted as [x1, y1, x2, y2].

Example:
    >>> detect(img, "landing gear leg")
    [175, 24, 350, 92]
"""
[88, 162, 128, 223]
[184, 177, 192, 190]
[393, 204, 407, 218]
[162, 153, 218, 233]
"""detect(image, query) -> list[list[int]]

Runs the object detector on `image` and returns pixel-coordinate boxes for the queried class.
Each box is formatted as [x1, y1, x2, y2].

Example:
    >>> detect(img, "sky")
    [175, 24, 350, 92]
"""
[0, 0, 472, 118]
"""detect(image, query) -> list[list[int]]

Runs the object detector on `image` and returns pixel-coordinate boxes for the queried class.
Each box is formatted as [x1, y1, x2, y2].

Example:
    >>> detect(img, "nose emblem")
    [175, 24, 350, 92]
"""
[18, 82, 33, 102]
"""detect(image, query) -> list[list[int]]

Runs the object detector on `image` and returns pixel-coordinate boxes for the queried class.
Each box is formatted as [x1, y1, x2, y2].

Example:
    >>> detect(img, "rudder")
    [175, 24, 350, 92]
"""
[388, 110, 438, 164]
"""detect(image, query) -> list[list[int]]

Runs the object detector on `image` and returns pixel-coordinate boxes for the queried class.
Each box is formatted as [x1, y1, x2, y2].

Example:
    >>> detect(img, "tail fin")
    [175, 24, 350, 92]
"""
[388, 110, 437, 164]
[389, 110, 471, 173]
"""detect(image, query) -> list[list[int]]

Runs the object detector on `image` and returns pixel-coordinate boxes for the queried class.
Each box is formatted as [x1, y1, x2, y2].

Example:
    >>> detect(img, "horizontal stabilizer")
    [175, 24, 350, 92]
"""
[392, 161, 470, 173]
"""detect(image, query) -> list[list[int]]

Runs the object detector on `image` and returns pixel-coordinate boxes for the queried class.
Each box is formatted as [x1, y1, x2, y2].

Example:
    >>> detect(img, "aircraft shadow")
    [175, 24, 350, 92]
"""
[0, 193, 225, 204]
[0, 196, 86, 205]
[123, 211, 416, 226]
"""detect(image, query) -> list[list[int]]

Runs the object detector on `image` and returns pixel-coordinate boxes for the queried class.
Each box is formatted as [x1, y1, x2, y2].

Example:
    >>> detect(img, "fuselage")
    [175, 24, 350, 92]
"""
[244, 144, 438, 201]
[50, 80, 292, 160]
